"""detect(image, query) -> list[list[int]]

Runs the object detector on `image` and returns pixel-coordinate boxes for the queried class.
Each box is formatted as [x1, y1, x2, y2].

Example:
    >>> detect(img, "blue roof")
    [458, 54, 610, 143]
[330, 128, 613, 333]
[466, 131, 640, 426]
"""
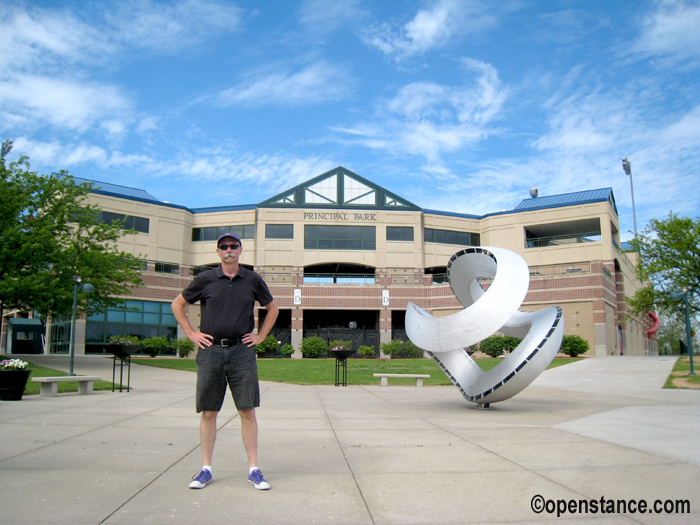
[190, 204, 257, 213]
[422, 208, 482, 220]
[514, 188, 617, 214]
[69, 173, 618, 219]
[72, 176, 159, 201]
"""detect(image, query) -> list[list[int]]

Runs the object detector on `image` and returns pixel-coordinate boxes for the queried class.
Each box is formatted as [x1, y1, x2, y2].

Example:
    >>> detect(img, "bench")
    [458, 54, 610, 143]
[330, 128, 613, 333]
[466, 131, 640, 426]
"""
[373, 373, 430, 387]
[31, 376, 102, 397]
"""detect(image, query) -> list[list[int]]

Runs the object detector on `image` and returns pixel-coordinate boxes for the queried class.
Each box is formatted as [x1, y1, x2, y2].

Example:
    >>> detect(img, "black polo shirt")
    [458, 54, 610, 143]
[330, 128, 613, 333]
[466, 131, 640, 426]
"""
[181, 265, 274, 339]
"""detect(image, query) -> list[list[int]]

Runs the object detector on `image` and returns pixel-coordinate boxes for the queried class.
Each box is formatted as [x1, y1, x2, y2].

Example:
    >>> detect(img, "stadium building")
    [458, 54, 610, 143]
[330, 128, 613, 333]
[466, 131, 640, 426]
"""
[2, 166, 657, 357]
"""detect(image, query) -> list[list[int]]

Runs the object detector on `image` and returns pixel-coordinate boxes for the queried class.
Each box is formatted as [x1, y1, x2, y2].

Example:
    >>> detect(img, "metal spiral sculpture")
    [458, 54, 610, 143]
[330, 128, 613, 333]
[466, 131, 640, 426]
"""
[406, 247, 564, 407]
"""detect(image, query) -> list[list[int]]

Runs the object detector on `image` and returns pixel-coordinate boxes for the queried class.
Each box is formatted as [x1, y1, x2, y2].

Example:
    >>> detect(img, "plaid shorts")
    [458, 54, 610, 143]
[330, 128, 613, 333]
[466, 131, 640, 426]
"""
[195, 342, 260, 412]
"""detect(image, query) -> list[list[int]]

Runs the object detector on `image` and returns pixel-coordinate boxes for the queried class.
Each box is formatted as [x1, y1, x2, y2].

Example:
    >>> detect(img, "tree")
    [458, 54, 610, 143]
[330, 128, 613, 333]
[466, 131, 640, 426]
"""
[0, 157, 143, 319]
[255, 335, 279, 357]
[654, 311, 698, 355]
[479, 334, 522, 357]
[141, 336, 171, 357]
[627, 213, 700, 316]
[301, 336, 327, 358]
[560, 335, 589, 357]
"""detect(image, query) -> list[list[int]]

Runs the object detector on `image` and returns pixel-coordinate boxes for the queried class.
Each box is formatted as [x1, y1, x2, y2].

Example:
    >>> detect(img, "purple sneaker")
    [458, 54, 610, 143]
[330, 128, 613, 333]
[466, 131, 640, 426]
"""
[189, 469, 212, 489]
[248, 468, 270, 490]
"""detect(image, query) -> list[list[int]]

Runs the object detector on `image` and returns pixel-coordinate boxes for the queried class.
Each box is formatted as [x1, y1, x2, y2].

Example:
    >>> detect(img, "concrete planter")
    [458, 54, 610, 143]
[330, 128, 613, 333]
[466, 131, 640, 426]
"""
[0, 369, 32, 401]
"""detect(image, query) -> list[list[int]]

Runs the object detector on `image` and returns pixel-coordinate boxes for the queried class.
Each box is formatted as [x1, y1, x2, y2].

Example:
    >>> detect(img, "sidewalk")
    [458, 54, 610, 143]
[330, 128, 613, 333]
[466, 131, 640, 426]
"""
[1, 355, 698, 524]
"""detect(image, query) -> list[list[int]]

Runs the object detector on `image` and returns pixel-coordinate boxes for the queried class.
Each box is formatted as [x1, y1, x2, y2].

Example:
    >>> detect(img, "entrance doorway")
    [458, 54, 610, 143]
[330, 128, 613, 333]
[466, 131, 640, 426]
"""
[303, 310, 378, 351]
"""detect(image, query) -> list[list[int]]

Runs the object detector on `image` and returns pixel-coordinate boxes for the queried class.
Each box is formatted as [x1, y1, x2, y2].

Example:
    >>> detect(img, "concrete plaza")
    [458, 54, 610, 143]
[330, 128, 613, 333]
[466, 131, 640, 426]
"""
[1, 355, 698, 524]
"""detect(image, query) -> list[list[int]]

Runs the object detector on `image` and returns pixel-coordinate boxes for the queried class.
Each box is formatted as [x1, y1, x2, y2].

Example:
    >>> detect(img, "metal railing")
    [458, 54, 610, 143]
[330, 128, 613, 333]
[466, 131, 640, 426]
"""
[303, 273, 376, 285]
[526, 232, 601, 248]
[528, 262, 592, 277]
[430, 273, 449, 284]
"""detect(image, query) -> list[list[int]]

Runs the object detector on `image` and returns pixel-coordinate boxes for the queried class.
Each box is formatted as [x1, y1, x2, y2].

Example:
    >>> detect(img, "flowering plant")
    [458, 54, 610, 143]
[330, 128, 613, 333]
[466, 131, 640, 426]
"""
[108, 334, 140, 345]
[0, 359, 29, 370]
[331, 346, 343, 352]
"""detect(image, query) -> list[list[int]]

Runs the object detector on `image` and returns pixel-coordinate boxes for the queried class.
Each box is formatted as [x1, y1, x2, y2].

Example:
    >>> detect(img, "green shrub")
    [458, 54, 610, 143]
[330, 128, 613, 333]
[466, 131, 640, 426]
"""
[174, 337, 196, 358]
[560, 334, 589, 357]
[280, 344, 295, 358]
[255, 335, 279, 357]
[301, 336, 327, 358]
[358, 345, 376, 357]
[479, 335, 522, 357]
[141, 336, 171, 358]
[380, 340, 424, 358]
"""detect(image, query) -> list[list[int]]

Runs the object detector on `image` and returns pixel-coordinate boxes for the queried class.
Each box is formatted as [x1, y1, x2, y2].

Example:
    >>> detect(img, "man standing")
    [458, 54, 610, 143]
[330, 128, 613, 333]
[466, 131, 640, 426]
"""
[172, 233, 279, 490]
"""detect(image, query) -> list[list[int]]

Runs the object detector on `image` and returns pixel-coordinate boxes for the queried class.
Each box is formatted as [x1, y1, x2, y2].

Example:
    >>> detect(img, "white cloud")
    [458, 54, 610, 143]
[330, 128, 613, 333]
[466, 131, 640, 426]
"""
[334, 58, 507, 165]
[299, 0, 365, 32]
[9, 136, 336, 206]
[360, 0, 497, 62]
[0, 1, 246, 138]
[629, 0, 700, 69]
[218, 61, 354, 107]
[0, 7, 110, 73]
[0, 1, 244, 71]
[11, 136, 108, 168]
[104, 0, 245, 53]
[0, 74, 131, 132]
[507, 78, 700, 237]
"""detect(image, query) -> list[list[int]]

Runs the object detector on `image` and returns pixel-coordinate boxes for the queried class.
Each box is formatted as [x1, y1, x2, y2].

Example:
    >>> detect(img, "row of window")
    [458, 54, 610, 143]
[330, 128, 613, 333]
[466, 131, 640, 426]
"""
[424, 228, 480, 246]
[192, 224, 255, 242]
[304, 225, 377, 250]
[191, 224, 479, 249]
[262, 224, 477, 248]
[99, 211, 150, 234]
[99, 215, 476, 249]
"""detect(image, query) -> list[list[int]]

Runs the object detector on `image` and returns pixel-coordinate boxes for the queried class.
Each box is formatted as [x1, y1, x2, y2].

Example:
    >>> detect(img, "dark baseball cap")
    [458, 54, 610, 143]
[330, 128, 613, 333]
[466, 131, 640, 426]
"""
[217, 233, 242, 245]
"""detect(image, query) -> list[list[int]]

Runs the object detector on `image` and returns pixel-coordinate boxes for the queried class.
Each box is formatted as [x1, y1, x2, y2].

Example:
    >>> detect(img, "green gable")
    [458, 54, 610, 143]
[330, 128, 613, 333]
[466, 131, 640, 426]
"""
[258, 166, 421, 211]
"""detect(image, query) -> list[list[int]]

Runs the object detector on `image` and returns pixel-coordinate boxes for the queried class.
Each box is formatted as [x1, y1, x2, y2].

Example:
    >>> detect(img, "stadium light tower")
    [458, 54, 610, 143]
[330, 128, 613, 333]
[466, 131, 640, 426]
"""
[621, 158, 638, 238]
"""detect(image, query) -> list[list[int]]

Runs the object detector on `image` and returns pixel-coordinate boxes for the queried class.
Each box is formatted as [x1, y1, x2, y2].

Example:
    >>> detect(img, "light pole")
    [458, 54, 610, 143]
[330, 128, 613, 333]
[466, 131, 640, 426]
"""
[69, 275, 95, 376]
[621, 158, 638, 238]
[669, 289, 695, 376]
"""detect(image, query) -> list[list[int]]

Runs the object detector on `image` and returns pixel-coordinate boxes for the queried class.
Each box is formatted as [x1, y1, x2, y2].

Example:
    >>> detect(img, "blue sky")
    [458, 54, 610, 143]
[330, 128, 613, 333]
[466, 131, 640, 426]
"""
[2, 0, 699, 241]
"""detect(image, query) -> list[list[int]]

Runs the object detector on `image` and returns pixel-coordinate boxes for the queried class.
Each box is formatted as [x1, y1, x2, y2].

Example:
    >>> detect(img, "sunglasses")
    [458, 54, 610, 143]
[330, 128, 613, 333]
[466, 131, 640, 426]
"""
[218, 243, 240, 251]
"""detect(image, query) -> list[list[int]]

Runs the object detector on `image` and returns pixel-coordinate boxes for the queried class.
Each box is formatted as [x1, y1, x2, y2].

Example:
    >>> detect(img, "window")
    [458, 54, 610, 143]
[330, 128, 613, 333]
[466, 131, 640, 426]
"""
[304, 225, 376, 250]
[85, 300, 178, 354]
[192, 224, 255, 242]
[98, 211, 149, 233]
[155, 262, 179, 274]
[386, 226, 414, 242]
[265, 224, 294, 239]
[424, 228, 479, 246]
[192, 264, 218, 276]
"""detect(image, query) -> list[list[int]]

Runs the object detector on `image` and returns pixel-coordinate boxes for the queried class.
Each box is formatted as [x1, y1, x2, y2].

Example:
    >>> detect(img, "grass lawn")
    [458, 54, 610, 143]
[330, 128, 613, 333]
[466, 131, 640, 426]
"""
[21, 362, 115, 396]
[664, 355, 700, 389]
[132, 355, 581, 386]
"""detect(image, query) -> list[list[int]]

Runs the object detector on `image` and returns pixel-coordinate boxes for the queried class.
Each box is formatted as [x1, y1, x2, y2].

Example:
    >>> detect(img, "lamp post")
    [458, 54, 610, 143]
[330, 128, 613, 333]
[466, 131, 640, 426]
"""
[621, 158, 638, 238]
[669, 289, 695, 376]
[69, 275, 95, 376]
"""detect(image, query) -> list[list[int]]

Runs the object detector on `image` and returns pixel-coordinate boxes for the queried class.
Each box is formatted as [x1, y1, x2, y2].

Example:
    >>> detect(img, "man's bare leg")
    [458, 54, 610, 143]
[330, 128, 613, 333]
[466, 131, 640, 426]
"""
[200, 410, 218, 465]
[189, 410, 218, 488]
[240, 408, 270, 489]
[238, 408, 258, 468]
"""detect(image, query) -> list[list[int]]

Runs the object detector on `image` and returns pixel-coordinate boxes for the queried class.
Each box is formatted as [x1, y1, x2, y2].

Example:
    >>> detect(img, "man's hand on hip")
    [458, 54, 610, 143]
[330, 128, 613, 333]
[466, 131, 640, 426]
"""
[243, 332, 266, 347]
[188, 331, 213, 349]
